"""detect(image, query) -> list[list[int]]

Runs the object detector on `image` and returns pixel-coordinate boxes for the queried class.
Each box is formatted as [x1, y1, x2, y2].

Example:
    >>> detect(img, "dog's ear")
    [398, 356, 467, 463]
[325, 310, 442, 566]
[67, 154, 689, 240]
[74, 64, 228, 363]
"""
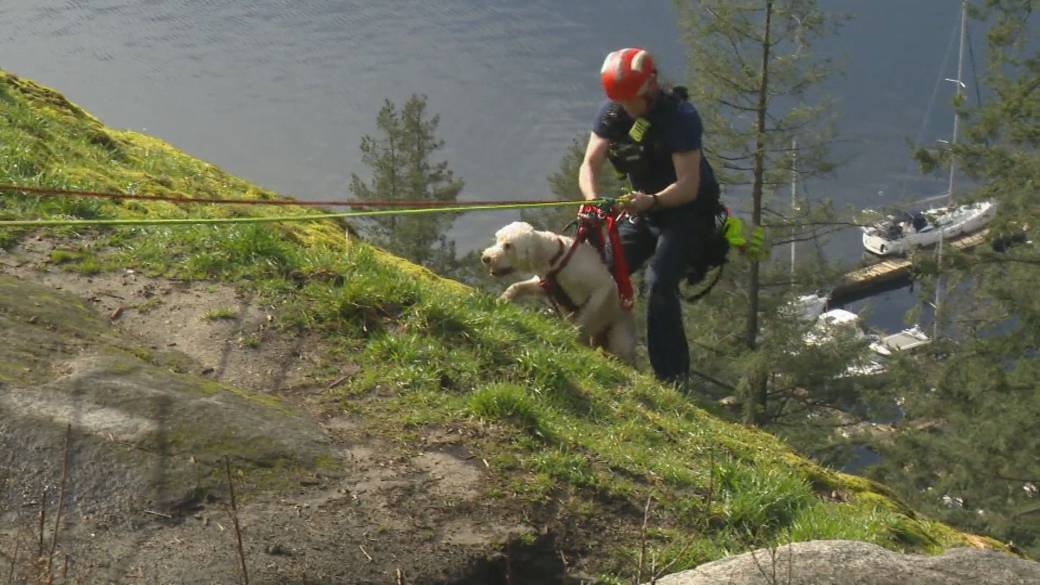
[515, 224, 537, 261]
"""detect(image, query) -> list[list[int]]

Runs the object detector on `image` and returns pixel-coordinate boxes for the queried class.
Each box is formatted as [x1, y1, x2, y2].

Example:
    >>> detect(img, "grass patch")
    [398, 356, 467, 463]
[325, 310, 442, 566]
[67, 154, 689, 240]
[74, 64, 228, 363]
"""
[204, 306, 239, 320]
[469, 382, 550, 437]
[49, 248, 103, 274]
[780, 501, 902, 546]
[719, 462, 815, 537]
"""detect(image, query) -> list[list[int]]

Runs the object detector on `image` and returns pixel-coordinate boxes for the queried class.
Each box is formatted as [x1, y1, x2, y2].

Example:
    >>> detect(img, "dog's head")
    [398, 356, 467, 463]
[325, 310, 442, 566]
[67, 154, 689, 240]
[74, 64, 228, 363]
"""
[480, 221, 542, 277]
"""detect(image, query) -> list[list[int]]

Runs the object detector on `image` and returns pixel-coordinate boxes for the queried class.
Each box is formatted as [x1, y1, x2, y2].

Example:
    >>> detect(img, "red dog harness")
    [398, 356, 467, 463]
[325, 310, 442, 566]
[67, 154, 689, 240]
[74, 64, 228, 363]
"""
[538, 204, 634, 315]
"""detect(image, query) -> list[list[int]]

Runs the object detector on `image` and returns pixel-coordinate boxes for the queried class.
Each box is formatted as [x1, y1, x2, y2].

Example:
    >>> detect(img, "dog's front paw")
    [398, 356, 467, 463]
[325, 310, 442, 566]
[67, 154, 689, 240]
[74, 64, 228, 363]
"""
[499, 286, 519, 303]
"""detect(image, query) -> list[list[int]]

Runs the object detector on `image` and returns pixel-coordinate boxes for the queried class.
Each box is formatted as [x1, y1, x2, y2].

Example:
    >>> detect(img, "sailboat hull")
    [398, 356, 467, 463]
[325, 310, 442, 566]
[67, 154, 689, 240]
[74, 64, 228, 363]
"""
[862, 200, 996, 256]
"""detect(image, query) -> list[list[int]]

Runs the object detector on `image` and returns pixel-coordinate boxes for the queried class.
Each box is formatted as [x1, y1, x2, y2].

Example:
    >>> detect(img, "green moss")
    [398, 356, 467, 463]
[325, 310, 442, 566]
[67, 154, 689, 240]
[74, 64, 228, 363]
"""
[186, 377, 295, 415]
[166, 431, 322, 496]
[0, 359, 26, 383]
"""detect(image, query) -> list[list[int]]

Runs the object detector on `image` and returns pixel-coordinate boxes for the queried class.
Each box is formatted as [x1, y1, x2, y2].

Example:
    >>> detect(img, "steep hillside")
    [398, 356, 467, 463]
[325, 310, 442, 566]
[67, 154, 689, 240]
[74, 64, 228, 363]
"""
[0, 68, 1004, 584]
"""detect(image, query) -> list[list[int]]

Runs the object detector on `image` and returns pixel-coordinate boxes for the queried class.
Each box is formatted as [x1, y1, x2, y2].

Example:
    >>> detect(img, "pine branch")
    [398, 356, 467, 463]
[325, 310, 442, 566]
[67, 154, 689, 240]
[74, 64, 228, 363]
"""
[993, 473, 1040, 484]
[762, 220, 869, 228]
[699, 64, 759, 95]
[716, 96, 763, 114]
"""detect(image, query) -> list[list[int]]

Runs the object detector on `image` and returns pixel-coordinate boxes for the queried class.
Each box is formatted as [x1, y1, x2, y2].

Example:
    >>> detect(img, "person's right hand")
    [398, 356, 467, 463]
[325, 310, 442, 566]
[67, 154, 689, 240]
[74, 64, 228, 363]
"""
[620, 191, 656, 214]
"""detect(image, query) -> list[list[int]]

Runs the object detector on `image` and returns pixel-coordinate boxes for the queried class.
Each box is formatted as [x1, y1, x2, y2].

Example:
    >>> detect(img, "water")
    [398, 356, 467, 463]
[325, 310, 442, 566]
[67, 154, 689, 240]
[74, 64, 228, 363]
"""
[1, 0, 973, 326]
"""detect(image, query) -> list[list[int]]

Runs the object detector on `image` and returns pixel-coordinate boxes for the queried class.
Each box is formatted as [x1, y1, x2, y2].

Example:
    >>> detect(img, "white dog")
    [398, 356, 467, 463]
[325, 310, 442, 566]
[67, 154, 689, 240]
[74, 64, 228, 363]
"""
[481, 221, 636, 365]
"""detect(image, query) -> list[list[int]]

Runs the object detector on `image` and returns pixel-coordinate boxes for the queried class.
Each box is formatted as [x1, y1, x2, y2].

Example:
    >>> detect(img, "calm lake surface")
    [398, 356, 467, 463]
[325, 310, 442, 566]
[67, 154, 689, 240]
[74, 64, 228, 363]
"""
[2, 0, 975, 325]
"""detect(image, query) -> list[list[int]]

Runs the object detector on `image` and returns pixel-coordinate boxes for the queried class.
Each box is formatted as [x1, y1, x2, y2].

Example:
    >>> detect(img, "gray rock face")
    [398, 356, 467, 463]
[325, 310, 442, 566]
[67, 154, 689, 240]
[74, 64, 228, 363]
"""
[0, 276, 336, 523]
[651, 540, 1040, 585]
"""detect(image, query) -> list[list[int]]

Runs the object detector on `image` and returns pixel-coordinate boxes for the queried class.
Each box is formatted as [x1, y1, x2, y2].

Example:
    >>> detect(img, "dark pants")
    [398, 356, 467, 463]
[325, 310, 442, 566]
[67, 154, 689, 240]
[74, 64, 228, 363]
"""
[615, 207, 713, 384]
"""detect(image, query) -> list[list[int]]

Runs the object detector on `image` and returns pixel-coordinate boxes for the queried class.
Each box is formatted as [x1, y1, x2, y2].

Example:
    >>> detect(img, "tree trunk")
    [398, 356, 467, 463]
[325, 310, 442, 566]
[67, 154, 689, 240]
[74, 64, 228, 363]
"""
[744, 0, 773, 426]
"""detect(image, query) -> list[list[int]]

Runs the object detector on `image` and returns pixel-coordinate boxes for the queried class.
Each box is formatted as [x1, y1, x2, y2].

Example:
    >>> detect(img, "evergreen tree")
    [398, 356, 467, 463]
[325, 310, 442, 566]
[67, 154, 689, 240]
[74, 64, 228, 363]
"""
[674, 0, 845, 423]
[349, 95, 464, 272]
[868, 0, 1040, 556]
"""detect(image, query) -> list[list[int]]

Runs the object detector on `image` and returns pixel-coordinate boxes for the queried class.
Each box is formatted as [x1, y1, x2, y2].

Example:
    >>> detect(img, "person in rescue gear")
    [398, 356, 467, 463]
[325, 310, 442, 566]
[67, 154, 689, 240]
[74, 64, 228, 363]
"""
[579, 47, 723, 385]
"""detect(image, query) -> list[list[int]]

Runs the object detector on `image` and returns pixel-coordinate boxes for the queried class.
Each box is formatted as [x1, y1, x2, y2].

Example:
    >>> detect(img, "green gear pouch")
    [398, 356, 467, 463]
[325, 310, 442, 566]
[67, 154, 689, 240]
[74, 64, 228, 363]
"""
[723, 216, 768, 261]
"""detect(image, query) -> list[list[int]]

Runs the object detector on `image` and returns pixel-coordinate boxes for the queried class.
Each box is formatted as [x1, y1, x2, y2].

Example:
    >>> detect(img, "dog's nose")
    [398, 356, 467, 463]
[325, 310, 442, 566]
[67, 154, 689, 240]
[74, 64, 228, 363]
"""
[481, 254, 491, 265]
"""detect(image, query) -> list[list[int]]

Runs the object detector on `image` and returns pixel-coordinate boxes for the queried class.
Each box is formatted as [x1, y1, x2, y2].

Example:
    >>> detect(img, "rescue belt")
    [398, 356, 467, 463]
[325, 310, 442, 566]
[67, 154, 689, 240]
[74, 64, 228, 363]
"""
[539, 201, 634, 315]
[682, 206, 732, 302]
[684, 209, 767, 302]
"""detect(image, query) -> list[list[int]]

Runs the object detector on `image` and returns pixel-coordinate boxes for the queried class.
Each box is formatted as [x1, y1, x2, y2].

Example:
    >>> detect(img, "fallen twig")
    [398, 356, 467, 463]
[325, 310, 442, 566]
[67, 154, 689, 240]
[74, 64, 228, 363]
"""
[636, 495, 652, 585]
[327, 375, 350, 389]
[225, 457, 250, 585]
[705, 448, 716, 531]
[144, 510, 173, 520]
[47, 424, 72, 581]
[7, 537, 19, 585]
[37, 490, 46, 560]
[359, 545, 373, 562]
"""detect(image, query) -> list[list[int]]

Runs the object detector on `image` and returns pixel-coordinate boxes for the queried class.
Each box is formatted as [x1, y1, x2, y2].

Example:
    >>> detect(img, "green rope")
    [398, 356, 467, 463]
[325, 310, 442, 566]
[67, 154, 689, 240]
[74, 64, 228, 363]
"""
[0, 199, 605, 228]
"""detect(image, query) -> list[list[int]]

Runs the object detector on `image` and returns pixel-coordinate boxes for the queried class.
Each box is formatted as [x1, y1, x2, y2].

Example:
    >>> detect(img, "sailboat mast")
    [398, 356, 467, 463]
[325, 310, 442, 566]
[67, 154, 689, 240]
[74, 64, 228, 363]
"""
[791, 137, 797, 280]
[934, 0, 968, 340]
[947, 0, 968, 204]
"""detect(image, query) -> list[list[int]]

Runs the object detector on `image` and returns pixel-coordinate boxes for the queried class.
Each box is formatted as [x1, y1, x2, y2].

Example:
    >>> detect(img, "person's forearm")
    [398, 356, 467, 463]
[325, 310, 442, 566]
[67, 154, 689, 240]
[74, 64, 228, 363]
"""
[579, 162, 600, 201]
[653, 171, 699, 208]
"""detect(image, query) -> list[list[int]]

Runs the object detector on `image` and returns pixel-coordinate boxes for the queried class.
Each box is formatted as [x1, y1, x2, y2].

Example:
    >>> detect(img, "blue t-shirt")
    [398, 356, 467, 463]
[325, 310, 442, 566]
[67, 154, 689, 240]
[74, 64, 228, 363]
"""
[592, 93, 719, 210]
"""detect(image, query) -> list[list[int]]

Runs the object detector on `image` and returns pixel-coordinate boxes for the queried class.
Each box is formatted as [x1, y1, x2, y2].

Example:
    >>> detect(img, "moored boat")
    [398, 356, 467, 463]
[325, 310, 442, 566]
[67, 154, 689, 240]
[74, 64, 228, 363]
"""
[802, 308, 931, 377]
[862, 200, 996, 256]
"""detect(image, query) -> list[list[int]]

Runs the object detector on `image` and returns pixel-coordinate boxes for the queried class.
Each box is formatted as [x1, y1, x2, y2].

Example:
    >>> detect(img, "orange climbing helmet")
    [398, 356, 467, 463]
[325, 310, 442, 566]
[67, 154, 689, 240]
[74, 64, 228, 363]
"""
[600, 48, 656, 101]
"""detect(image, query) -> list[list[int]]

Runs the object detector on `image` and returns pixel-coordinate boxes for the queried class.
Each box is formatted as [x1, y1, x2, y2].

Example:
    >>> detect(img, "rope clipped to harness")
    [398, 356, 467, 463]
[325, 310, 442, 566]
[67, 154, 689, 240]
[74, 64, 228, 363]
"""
[586, 199, 632, 310]
[579, 200, 634, 311]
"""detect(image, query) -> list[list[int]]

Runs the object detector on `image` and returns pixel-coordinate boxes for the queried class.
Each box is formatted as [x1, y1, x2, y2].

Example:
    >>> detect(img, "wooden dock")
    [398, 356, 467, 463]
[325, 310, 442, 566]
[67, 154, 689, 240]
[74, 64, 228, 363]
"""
[830, 229, 991, 305]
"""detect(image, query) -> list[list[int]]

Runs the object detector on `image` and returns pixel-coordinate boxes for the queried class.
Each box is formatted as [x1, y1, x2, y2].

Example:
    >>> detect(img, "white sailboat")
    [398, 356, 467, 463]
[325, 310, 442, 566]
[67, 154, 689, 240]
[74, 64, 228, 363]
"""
[861, 200, 996, 256]
[861, 0, 993, 259]
[783, 292, 830, 321]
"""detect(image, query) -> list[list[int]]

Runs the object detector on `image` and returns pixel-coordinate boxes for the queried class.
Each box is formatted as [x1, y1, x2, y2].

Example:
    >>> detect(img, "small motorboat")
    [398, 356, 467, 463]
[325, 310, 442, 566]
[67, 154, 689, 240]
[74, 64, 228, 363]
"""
[862, 200, 997, 256]
[869, 325, 931, 356]
[802, 309, 931, 377]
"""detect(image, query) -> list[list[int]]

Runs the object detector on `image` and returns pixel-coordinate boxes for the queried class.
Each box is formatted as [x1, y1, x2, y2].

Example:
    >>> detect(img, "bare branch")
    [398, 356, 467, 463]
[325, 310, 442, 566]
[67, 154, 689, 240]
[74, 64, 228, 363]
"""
[770, 226, 846, 245]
